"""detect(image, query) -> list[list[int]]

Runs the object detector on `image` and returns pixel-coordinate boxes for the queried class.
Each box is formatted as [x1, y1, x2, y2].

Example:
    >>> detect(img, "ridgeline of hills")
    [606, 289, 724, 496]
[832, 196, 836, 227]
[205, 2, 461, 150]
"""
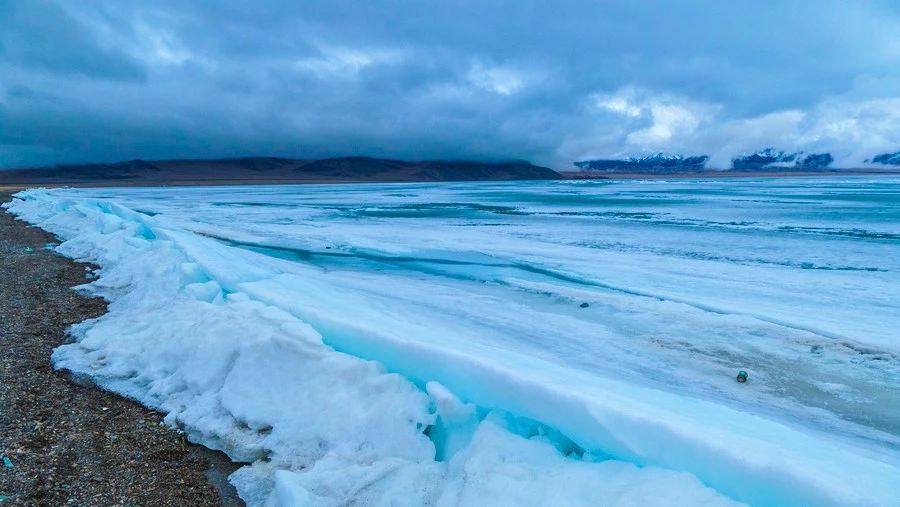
[575, 154, 709, 171]
[576, 149, 900, 173]
[3, 150, 900, 186]
[731, 149, 833, 170]
[0, 157, 561, 185]
[870, 151, 900, 166]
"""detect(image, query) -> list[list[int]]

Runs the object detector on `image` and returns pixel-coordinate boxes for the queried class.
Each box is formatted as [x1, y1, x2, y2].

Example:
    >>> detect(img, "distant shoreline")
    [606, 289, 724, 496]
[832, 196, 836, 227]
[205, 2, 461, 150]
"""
[0, 178, 386, 191]
[3, 156, 898, 190]
[4, 171, 900, 192]
[560, 169, 900, 180]
[0, 156, 560, 188]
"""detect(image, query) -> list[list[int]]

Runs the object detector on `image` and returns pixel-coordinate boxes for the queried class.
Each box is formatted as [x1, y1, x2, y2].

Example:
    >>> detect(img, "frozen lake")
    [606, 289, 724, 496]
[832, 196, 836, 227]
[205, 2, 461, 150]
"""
[8, 176, 900, 505]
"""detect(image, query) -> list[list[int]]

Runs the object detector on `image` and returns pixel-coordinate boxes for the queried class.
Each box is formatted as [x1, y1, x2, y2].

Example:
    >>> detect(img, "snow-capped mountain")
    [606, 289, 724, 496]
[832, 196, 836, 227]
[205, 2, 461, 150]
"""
[574, 153, 709, 171]
[869, 151, 900, 166]
[731, 149, 833, 170]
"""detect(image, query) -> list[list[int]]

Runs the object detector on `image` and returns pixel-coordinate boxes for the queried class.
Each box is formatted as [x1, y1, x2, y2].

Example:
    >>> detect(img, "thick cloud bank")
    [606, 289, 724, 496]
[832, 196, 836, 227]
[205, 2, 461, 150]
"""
[2, 1, 900, 169]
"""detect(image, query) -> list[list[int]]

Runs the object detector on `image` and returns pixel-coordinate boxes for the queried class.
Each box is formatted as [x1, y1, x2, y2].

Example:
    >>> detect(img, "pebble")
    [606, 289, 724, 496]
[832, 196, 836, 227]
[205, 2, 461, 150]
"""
[0, 197, 243, 506]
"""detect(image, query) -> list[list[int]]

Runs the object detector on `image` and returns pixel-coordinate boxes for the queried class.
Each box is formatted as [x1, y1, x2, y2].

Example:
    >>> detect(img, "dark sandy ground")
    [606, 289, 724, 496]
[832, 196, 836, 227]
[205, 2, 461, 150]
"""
[0, 192, 243, 506]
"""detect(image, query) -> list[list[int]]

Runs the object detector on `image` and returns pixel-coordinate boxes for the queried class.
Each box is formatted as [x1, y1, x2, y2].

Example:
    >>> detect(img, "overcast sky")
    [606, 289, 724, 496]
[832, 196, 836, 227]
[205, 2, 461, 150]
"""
[2, 1, 900, 169]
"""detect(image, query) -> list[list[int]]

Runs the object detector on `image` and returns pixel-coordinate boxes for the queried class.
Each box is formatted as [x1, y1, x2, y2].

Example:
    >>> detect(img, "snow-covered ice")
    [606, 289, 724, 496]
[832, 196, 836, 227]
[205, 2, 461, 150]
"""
[5, 176, 899, 506]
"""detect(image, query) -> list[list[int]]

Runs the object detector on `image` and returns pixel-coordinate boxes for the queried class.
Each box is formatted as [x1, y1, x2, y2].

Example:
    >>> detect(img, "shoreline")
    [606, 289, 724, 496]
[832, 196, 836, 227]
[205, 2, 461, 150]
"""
[559, 169, 900, 180]
[0, 193, 243, 505]
[3, 168, 900, 192]
[0, 170, 900, 193]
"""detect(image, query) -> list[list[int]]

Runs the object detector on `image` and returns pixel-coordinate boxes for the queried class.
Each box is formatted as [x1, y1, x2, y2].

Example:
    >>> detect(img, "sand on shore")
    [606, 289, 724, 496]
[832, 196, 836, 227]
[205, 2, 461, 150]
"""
[0, 193, 243, 506]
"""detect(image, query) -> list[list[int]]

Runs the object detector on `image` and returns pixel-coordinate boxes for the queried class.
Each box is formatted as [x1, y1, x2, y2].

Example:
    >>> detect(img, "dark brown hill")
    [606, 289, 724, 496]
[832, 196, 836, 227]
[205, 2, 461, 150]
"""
[0, 157, 560, 186]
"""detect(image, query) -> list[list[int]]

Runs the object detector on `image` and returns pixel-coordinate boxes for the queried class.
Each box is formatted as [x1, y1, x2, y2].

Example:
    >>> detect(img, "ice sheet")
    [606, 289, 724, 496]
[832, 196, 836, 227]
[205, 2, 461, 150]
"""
[6, 176, 899, 506]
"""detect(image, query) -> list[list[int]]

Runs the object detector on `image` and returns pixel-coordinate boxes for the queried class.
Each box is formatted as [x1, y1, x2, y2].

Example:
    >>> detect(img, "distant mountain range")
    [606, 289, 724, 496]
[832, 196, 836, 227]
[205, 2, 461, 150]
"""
[0, 157, 560, 185]
[576, 148, 900, 172]
[4, 150, 900, 187]
[869, 151, 900, 166]
[731, 149, 834, 170]
[574, 153, 709, 171]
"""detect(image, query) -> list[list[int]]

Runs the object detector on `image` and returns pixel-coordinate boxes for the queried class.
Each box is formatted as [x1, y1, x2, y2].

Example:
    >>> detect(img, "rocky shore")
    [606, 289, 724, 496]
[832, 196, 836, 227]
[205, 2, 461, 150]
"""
[0, 192, 242, 506]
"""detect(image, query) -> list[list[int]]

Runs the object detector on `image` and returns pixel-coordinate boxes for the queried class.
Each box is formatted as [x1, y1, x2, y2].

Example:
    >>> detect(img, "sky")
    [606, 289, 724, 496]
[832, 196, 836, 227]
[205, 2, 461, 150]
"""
[2, 1, 900, 170]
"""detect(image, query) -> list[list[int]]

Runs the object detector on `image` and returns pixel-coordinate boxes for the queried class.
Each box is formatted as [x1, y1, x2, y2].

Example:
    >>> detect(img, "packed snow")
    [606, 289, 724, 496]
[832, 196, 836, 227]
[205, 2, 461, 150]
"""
[5, 176, 900, 506]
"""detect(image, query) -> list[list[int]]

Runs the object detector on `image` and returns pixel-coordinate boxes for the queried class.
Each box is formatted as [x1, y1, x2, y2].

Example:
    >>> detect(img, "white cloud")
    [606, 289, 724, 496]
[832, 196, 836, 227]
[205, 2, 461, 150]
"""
[467, 63, 525, 95]
[572, 88, 900, 168]
[294, 46, 403, 78]
[700, 98, 900, 167]
[578, 90, 718, 157]
[627, 103, 701, 146]
[702, 110, 806, 167]
[593, 94, 642, 118]
[800, 97, 900, 165]
[141, 27, 193, 66]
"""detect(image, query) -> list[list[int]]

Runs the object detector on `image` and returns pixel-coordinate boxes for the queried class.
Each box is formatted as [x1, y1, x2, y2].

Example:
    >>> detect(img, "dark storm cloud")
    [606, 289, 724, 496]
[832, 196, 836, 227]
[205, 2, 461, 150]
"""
[0, 1, 145, 80]
[2, 0, 900, 169]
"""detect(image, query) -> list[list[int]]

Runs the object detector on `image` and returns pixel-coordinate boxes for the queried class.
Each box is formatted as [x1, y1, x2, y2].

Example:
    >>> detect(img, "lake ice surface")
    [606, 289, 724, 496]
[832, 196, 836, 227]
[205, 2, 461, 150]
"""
[7, 176, 900, 506]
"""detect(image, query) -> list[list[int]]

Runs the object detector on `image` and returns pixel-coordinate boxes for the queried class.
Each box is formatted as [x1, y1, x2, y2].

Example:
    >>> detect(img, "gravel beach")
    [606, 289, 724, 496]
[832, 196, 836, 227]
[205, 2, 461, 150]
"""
[0, 192, 243, 506]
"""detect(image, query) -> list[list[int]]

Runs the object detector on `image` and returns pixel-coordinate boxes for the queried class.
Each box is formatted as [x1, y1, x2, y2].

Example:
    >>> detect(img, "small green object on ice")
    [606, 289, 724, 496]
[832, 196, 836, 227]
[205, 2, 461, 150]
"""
[1, 456, 12, 469]
[736, 370, 748, 383]
[23, 246, 33, 253]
